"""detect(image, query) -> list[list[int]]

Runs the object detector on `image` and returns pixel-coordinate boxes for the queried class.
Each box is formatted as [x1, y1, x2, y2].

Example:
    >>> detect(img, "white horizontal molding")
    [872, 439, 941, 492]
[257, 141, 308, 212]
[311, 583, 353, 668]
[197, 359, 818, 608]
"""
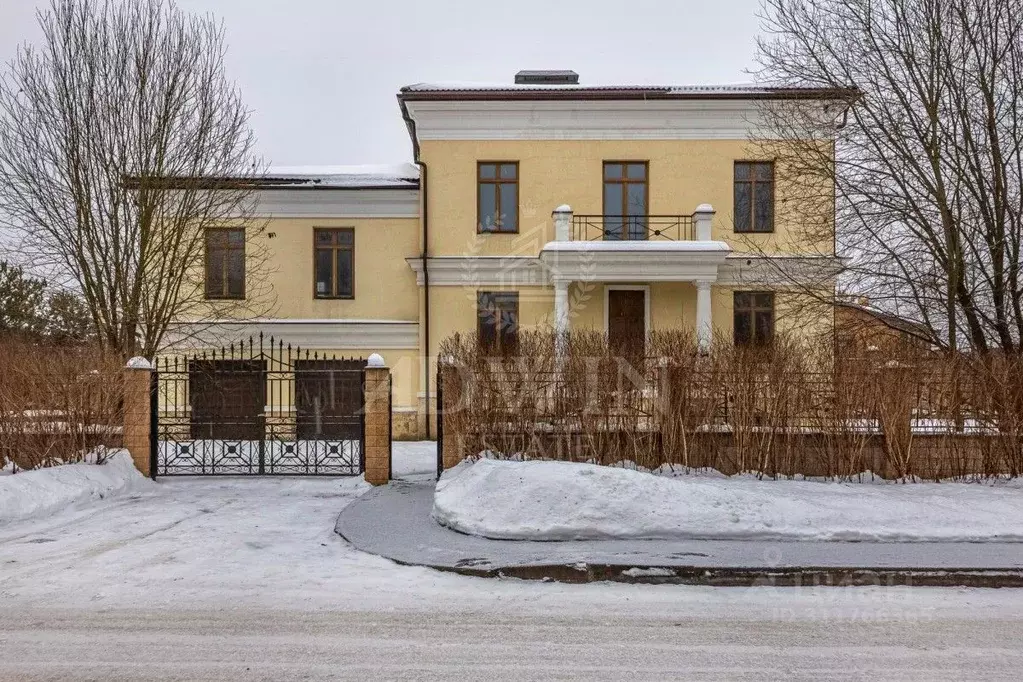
[540, 242, 731, 282]
[406, 256, 547, 286]
[165, 319, 419, 351]
[405, 100, 828, 141]
[246, 188, 420, 219]
[717, 255, 846, 286]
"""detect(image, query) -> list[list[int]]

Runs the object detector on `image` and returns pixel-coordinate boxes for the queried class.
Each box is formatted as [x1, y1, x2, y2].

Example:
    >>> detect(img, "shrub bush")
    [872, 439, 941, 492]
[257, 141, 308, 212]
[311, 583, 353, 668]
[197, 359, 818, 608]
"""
[0, 337, 123, 471]
[438, 328, 1023, 480]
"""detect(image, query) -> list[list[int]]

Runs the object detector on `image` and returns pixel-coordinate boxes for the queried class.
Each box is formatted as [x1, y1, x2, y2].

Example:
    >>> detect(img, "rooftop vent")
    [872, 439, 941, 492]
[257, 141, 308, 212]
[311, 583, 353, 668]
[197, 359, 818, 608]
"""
[514, 70, 580, 85]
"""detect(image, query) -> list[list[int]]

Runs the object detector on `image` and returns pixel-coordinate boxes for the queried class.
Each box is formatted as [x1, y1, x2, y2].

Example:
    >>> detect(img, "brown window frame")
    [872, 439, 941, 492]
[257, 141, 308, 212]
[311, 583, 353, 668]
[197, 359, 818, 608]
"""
[602, 161, 649, 240]
[477, 162, 519, 234]
[204, 228, 246, 300]
[733, 160, 776, 234]
[313, 228, 355, 300]
[477, 291, 519, 354]
[733, 291, 775, 347]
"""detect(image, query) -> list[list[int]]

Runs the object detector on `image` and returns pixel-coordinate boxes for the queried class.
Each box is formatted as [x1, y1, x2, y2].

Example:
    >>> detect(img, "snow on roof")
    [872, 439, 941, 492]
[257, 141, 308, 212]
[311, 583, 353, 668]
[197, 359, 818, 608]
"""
[257, 163, 419, 188]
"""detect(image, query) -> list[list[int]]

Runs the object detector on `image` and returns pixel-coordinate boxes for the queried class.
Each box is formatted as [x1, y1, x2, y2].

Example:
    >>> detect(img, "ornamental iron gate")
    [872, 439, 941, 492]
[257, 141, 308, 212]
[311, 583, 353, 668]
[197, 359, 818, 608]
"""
[154, 335, 365, 476]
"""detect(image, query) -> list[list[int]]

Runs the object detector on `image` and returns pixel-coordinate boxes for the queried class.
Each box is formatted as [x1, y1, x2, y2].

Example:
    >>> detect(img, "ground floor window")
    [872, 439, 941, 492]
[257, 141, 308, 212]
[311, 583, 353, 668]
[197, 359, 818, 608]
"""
[477, 291, 519, 354]
[734, 291, 775, 346]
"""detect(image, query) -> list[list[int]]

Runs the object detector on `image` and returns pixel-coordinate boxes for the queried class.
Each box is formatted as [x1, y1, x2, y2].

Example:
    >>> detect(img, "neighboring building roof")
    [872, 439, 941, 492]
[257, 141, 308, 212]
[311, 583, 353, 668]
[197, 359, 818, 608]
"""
[399, 81, 859, 101]
[254, 164, 419, 189]
[125, 163, 420, 190]
[836, 302, 932, 339]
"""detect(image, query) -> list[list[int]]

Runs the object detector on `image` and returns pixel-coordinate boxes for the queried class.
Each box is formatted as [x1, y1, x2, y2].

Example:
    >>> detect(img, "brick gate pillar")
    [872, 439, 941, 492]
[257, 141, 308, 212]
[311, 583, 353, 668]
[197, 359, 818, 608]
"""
[363, 353, 392, 485]
[123, 357, 154, 478]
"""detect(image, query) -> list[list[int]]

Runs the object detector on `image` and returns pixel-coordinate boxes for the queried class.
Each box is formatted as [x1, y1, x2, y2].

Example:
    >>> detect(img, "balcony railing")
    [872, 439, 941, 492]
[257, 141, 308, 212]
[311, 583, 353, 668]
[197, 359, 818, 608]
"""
[571, 215, 695, 242]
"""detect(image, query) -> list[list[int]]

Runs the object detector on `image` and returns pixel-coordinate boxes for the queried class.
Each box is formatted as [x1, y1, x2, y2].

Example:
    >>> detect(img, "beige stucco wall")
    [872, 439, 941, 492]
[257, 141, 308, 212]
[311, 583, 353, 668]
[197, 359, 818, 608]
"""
[171, 134, 836, 441]
[429, 285, 555, 353]
[262, 216, 420, 320]
[168, 216, 423, 422]
[567, 282, 698, 332]
[177, 216, 420, 323]
[419, 139, 834, 257]
[425, 282, 834, 361]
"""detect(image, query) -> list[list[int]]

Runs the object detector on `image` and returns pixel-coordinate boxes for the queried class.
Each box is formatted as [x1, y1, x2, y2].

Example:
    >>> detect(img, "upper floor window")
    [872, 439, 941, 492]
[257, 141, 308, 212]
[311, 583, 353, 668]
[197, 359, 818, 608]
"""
[477, 291, 519, 354]
[314, 228, 354, 299]
[478, 162, 518, 233]
[603, 162, 648, 240]
[734, 291, 775, 346]
[734, 161, 775, 233]
[204, 228, 245, 300]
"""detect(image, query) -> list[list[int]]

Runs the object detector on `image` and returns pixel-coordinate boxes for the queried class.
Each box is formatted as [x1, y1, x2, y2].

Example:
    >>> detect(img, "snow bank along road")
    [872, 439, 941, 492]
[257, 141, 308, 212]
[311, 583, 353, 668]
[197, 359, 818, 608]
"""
[1, 467, 1022, 679]
[433, 458, 1023, 542]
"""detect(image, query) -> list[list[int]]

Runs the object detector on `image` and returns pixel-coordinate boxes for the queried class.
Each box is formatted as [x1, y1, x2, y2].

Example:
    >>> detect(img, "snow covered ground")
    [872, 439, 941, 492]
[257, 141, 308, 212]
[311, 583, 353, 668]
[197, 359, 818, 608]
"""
[2, 443, 1023, 679]
[390, 439, 437, 481]
[0, 450, 153, 525]
[433, 458, 1023, 542]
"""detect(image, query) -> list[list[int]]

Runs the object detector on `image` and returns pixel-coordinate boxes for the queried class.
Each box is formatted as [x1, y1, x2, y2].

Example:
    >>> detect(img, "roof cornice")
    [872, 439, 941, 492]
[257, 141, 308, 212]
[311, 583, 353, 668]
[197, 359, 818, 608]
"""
[401, 98, 837, 142]
[398, 85, 860, 103]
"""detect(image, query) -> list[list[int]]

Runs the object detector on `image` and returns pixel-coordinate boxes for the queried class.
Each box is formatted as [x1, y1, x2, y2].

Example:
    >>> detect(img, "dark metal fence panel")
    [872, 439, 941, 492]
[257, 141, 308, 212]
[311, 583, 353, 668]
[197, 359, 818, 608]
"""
[155, 334, 366, 476]
[148, 370, 159, 480]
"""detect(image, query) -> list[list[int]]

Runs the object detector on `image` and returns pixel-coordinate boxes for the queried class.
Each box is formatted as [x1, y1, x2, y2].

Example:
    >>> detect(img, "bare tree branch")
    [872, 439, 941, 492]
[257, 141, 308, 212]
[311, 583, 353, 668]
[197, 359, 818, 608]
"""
[0, 0, 274, 358]
[751, 0, 1023, 354]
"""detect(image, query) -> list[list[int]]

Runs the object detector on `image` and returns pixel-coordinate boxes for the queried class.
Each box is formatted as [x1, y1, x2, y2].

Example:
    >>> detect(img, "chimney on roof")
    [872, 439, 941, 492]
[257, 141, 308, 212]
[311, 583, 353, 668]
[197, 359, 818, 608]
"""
[514, 70, 580, 85]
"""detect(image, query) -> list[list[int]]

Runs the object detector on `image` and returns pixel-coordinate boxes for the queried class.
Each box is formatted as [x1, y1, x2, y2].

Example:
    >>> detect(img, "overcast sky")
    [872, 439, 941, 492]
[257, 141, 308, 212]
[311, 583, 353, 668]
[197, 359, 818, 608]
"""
[1, 0, 764, 166]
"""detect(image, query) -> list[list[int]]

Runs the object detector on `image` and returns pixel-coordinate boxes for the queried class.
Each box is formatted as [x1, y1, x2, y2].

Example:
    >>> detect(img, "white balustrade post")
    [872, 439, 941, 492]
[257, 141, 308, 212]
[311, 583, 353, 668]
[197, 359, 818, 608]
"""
[696, 280, 713, 353]
[553, 204, 573, 241]
[694, 203, 715, 241]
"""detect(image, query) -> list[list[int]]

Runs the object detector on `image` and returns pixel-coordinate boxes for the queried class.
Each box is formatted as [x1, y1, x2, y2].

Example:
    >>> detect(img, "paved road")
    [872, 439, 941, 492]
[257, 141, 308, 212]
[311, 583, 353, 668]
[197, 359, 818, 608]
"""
[4, 606, 1023, 681]
[1, 472, 1022, 680]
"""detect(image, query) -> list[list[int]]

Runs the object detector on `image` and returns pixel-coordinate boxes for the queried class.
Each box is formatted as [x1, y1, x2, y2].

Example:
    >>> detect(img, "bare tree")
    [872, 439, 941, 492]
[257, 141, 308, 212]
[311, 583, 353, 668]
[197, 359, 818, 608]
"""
[752, 0, 1023, 353]
[0, 0, 273, 359]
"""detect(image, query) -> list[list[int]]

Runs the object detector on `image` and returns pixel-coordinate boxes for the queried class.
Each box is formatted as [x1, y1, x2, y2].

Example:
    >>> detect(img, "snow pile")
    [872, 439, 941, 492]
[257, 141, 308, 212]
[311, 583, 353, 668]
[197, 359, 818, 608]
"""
[0, 451, 153, 525]
[432, 459, 1023, 542]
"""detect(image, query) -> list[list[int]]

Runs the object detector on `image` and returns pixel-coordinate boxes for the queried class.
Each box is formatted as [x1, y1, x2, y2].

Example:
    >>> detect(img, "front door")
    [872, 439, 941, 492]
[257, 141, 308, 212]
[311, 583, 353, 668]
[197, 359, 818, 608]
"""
[607, 289, 646, 365]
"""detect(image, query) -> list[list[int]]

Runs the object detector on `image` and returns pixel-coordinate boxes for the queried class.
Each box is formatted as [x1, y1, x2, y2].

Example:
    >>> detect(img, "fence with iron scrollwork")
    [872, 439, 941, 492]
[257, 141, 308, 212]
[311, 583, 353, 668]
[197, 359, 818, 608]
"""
[155, 334, 366, 476]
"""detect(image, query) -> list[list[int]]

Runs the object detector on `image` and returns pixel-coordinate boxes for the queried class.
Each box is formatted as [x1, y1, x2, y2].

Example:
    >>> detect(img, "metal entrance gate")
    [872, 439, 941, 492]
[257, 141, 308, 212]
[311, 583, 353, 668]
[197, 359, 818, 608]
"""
[153, 335, 366, 476]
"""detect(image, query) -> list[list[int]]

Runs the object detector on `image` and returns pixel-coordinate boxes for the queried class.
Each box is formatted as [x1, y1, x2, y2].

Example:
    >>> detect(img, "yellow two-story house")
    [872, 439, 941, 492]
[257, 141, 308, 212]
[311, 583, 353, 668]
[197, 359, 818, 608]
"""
[173, 70, 846, 442]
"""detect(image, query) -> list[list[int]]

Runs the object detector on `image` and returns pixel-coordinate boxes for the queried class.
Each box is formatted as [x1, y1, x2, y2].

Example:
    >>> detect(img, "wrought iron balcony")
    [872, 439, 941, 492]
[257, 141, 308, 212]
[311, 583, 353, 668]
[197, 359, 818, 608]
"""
[571, 215, 696, 242]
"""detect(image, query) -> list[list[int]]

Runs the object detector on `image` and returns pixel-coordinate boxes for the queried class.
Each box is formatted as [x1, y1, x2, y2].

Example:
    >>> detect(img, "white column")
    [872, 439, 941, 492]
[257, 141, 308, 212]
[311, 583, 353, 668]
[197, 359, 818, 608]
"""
[554, 280, 570, 358]
[696, 280, 713, 353]
[553, 204, 573, 241]
[694, 203, 715, 241]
